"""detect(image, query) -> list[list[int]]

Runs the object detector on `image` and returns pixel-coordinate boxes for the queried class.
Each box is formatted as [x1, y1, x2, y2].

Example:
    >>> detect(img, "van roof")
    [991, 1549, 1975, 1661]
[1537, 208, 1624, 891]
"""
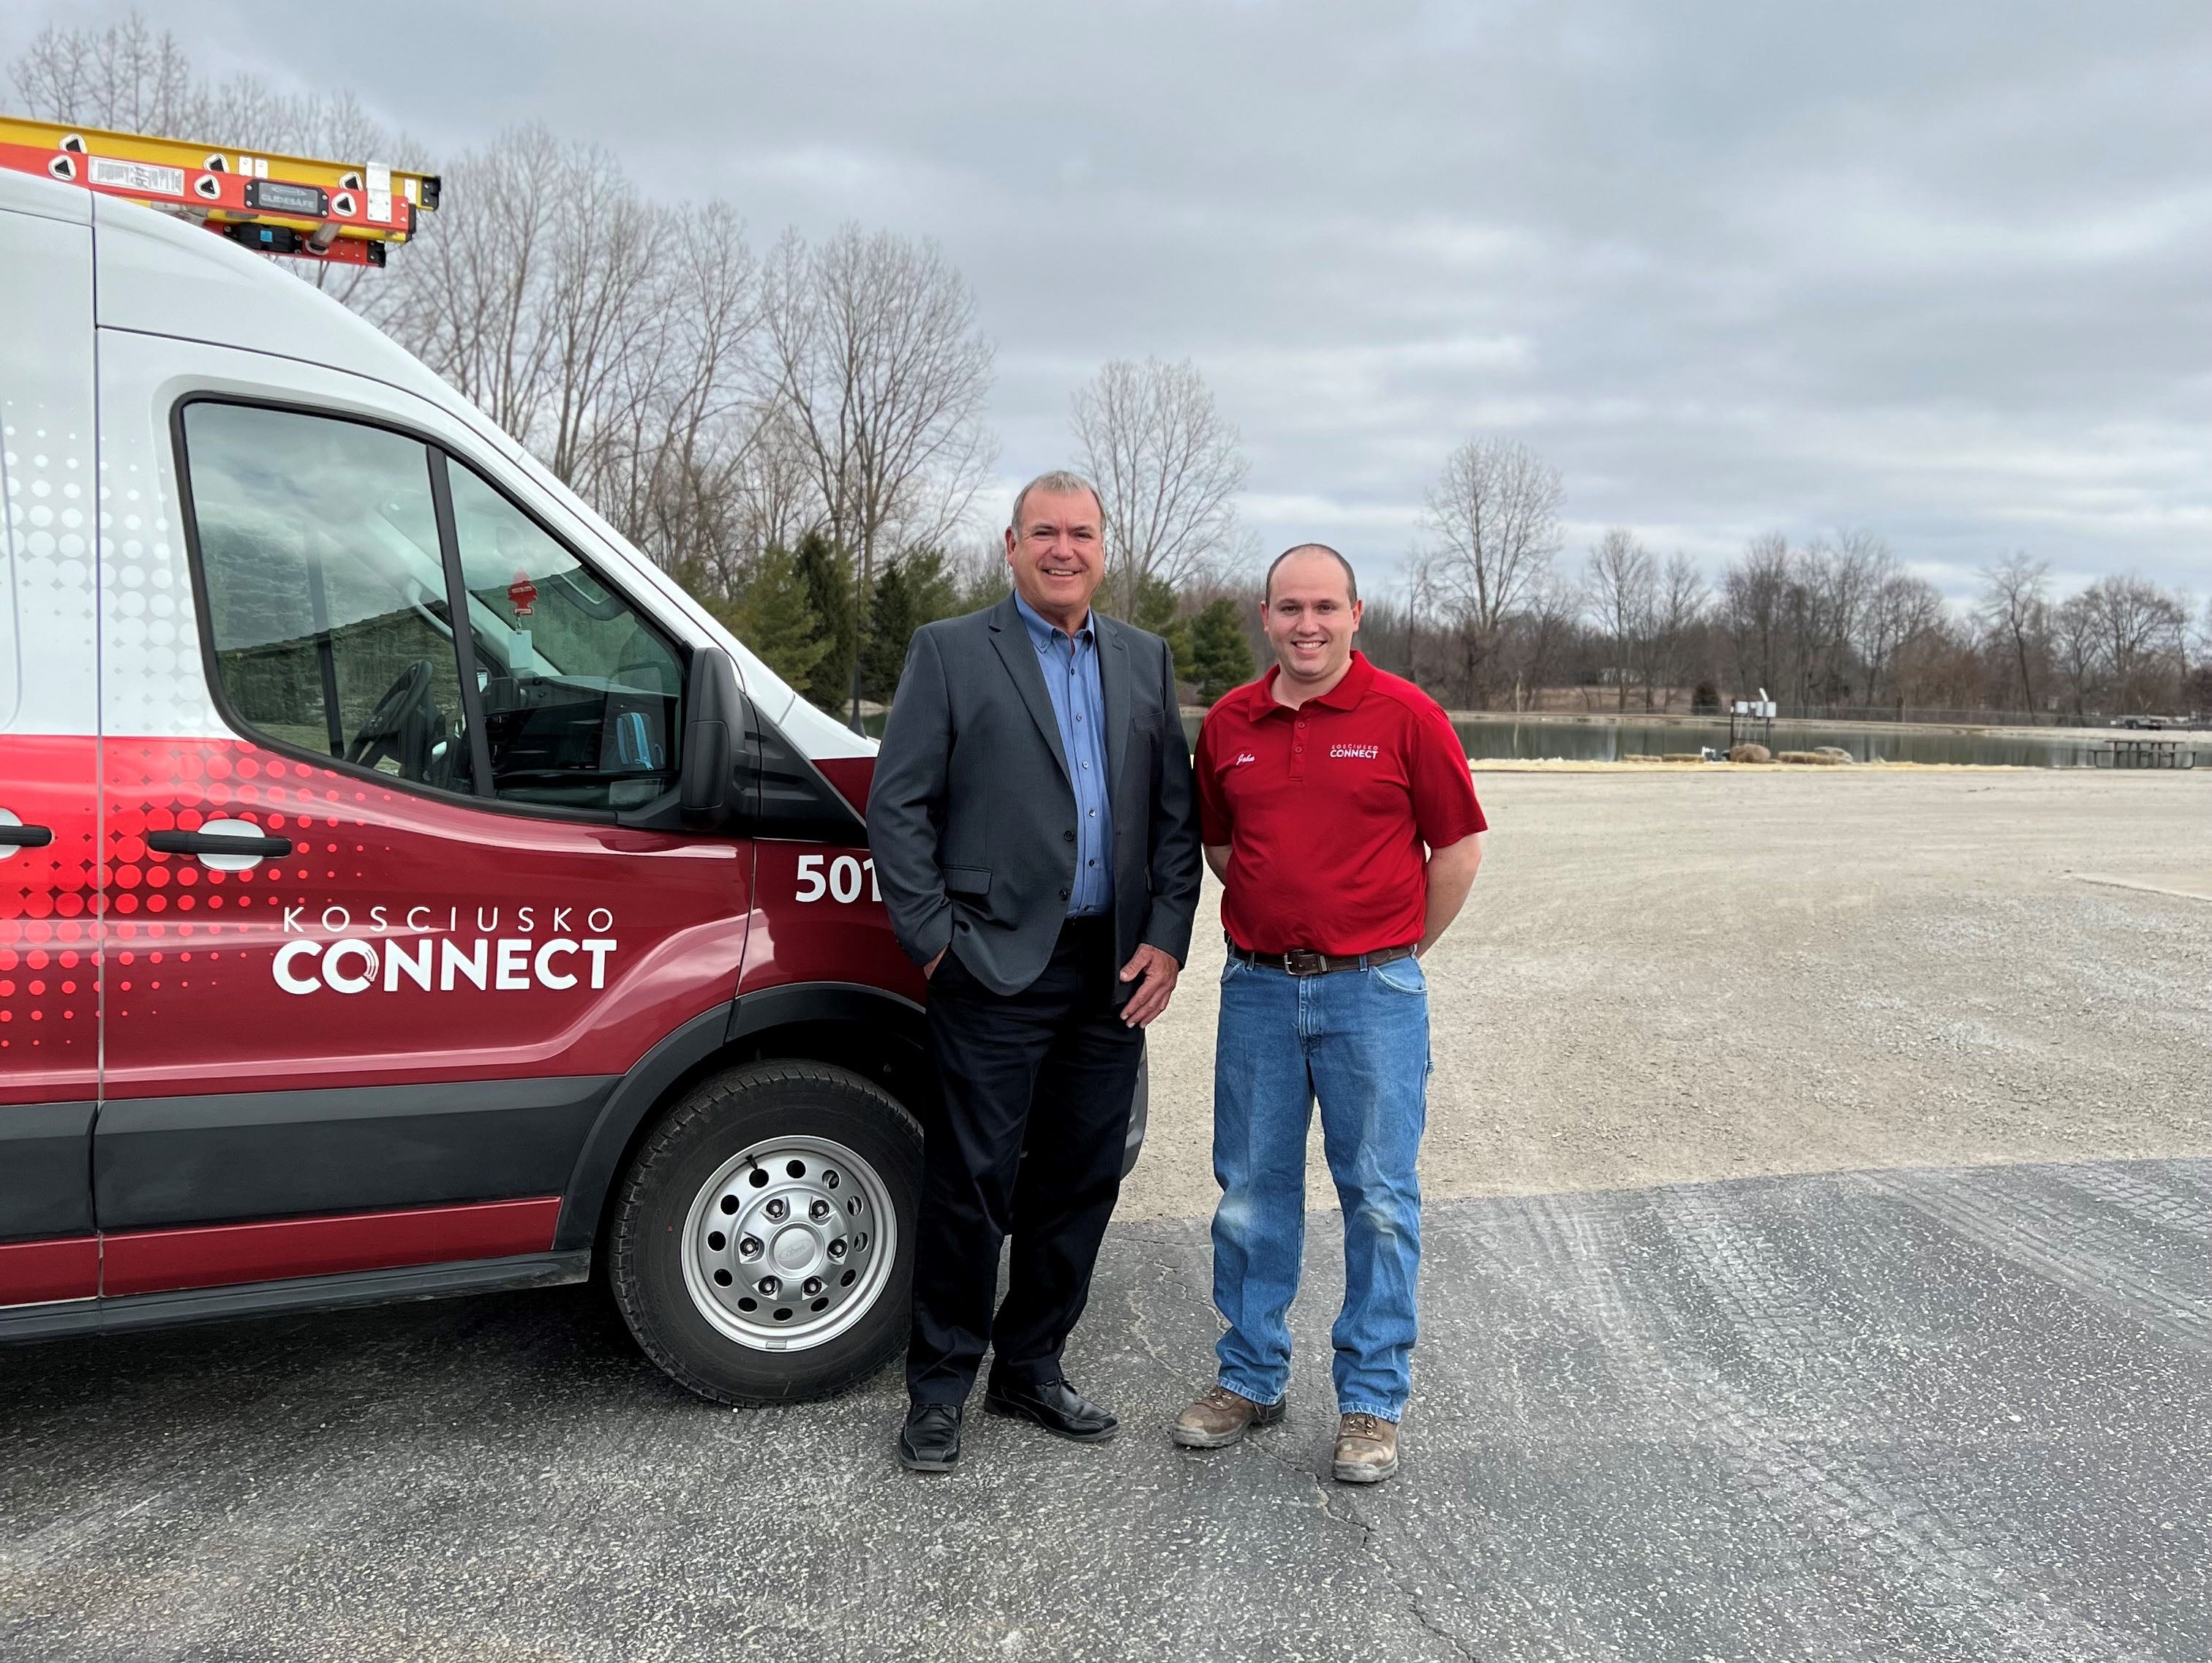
[0, 164, 91, 224]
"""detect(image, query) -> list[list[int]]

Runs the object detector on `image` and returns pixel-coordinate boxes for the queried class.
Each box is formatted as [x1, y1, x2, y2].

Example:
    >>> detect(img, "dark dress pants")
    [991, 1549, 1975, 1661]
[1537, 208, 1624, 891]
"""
[906, 916, 1144, 1405]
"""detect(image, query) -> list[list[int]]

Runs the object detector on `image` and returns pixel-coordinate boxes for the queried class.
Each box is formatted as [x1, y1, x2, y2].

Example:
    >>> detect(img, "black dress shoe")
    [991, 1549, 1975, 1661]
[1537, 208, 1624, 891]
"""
[900, 1402, 963, 1472]
[984, 1376, 1118, 1443]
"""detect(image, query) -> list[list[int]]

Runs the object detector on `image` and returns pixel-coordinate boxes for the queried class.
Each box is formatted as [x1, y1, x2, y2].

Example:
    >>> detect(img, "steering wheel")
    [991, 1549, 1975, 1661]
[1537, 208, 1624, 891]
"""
[347, 659, 438, 779]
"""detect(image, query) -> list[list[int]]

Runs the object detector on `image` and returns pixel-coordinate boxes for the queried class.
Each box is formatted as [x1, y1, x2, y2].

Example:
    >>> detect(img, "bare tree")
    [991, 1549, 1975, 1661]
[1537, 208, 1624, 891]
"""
[1069, 358, 1247, 619]
[11, 14, 201, 134]
[586, 211, 774, 577]
[1514, 573, 1582, 712]
[2050, 589, 2104, 718]
[388, 128, 668, 491]
[1818, 528, 1891, 702]
[1717, 530, 1890, 712]
[733, 406, 830, 565]
[1719, 532, 1794, 701]
[2087, 574, 2188, 713]
[10, 15, 427, 312]
[1581, 528, 1657, 712]
[2188, 596, 2212, 717]
[763, 225, 996, 725]
[1651, 551, 1710, 709]
[535, 180, 668, 489]
[1423, 437, 1564, 702]
[1974, 554, 2051, 719]
[1860, 568, 1949, 714]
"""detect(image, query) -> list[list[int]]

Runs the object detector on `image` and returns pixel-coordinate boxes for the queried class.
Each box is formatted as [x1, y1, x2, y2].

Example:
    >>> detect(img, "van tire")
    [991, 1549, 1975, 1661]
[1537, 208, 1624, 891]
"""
[609, 1060, 922, 1404]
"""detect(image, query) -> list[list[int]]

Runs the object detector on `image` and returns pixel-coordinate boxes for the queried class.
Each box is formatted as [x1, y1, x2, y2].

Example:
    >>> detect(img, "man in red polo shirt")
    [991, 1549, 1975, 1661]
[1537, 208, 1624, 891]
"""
[1171, 544, 1486, 1484]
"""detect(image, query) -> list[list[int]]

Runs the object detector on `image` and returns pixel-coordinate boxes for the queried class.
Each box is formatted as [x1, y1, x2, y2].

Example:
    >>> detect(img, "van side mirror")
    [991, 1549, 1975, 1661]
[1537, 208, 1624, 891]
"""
[738, 698, 868, 842]
[678, 646, 741, 827]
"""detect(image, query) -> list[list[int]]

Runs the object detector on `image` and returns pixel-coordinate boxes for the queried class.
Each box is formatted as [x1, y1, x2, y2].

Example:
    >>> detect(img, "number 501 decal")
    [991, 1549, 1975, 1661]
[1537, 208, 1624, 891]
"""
[796, 853, 881, 905]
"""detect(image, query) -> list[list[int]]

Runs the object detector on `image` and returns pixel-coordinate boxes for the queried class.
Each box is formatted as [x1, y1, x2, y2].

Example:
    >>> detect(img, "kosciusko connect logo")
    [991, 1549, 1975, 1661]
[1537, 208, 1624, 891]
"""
[270, 901, 618, 995]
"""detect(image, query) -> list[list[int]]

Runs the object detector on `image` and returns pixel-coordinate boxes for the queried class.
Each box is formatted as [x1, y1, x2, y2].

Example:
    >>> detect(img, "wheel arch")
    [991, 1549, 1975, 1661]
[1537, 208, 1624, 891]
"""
[553, 983, 930, 1256]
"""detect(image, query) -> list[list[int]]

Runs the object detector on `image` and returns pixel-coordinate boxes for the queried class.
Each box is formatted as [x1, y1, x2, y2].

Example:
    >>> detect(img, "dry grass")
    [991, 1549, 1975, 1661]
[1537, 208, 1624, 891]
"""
[1778, 750, 1850, 766]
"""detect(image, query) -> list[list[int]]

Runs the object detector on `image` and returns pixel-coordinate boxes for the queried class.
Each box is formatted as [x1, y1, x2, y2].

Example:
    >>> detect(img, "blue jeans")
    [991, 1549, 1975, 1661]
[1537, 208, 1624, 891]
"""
[1211, 951, 1432, 1422]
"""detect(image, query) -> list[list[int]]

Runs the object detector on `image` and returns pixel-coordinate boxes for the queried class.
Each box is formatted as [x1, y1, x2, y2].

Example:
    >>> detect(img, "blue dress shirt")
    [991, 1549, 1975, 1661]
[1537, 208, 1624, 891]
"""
[1014, 591, 1114, 916]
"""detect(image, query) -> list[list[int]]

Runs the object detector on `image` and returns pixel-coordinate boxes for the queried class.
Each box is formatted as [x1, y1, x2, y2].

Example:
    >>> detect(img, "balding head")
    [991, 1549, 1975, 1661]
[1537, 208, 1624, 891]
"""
[1264, 543, 1359, 606]
[1259, 542, 1364, 698]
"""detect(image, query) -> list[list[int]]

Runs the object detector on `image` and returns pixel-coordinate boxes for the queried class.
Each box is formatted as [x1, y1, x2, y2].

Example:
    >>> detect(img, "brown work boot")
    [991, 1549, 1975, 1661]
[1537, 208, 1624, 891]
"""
[1171, 1385, 1287, 1449]
[1331, 1412, 1399, 1483]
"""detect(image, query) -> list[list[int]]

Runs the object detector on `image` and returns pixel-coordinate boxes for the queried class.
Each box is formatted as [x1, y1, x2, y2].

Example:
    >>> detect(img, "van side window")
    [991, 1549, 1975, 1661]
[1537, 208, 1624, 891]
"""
[181, 403, 475, 792]
[445, 463, 682, 812]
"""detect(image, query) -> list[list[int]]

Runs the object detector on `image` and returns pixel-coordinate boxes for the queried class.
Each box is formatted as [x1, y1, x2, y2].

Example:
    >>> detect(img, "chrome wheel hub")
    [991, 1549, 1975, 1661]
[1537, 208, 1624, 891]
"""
[679, 1134, 895, 1351]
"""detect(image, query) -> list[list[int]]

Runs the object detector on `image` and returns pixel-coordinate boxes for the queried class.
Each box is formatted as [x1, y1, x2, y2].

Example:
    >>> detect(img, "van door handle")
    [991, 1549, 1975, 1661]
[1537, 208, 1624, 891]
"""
[0, 824, 53, 848]
[148, 829, 293, 858]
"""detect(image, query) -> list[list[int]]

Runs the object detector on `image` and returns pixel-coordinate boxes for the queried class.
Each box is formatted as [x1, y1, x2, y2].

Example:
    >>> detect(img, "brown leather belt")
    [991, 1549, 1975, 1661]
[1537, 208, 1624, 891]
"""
[1226, 940, 1418, 977]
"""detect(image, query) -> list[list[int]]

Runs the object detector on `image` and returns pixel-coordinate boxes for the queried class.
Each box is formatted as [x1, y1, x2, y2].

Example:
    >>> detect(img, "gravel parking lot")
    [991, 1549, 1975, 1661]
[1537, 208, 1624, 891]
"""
[1132, 766, 2212, 1218]
[5, 768, 2209, 1662]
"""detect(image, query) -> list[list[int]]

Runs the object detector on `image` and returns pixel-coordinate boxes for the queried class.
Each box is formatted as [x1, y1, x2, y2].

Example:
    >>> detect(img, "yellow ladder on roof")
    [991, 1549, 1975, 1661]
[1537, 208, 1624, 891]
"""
[0, 113, 438, 266]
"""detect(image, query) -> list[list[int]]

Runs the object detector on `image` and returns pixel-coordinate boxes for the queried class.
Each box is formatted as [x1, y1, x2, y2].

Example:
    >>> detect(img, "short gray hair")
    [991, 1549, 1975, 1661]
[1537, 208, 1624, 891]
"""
[1009, 469, 1104, 532]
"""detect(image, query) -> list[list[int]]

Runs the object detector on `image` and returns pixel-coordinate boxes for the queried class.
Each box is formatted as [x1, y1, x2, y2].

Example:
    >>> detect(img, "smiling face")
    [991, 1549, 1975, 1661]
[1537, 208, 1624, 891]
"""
[1004, 487, 1106, 630]
[1263, 546, 1363, 695]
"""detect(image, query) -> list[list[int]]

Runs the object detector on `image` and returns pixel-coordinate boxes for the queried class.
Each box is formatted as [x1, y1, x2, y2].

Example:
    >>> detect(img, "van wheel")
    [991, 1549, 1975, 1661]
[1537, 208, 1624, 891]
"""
[609, 1061, 922, 1404]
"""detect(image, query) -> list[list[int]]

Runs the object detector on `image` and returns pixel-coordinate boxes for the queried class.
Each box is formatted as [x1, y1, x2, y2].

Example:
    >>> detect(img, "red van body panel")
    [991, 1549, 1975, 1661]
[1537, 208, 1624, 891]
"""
[740, 837, 922, 1004]
[101, 1196, 562, 1297]
[0, 1237, 99, 1305]
[100, 736, 750, 1098]
[0, 734, 101, 1106]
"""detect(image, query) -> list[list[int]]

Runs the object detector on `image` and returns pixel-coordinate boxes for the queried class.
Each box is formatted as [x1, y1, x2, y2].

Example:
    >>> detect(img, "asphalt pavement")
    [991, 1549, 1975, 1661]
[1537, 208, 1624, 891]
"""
[4, 1157, 2208, 1662]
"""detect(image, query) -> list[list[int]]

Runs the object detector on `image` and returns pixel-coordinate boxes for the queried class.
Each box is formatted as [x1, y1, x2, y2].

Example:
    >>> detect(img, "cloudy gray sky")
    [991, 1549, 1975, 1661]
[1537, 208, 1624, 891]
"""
[13, 1, 2209, 599]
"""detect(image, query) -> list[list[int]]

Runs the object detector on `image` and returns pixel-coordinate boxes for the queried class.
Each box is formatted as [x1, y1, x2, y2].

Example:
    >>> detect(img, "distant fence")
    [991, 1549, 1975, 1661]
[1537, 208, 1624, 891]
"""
[1772, 704, 2208, 729]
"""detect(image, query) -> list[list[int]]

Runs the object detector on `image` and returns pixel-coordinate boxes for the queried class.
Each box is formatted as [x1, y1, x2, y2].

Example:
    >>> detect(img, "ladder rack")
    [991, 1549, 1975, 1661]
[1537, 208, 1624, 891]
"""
[0, 113, 438, 267]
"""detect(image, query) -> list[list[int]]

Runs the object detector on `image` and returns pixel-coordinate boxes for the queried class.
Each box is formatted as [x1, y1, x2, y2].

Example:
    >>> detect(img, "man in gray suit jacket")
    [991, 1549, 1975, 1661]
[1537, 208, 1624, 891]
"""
[868, 469, 1202, 1471]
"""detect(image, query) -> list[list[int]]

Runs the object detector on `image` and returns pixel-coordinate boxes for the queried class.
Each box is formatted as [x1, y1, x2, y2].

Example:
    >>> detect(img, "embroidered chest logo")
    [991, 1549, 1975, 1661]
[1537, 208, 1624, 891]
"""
[1329, 743, 1380, 760]
[1232, 752, 1257, 766]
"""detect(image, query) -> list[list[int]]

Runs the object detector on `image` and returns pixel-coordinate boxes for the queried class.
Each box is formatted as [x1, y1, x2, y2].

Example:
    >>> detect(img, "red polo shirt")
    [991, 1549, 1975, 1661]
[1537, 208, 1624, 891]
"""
[1197, 652, 1486, 957]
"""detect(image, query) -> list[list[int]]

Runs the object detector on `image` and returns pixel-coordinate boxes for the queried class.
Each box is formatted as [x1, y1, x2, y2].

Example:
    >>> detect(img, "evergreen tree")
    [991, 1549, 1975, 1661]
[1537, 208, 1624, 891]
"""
[956, 554, 1012, 614]
[1189, 597, 1256, 703]
[791, 529, 856, 712]
[672, 548, 832, 696]
[1126, 574, 1195, 690]
[860, 548, 962, 704]
[728, 546, 829, 692]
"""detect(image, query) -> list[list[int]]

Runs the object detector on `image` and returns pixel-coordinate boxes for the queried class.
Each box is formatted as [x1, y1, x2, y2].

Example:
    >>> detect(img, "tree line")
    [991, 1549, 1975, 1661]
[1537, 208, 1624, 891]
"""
[1382, 435, 2208, 721]
[16, 16, 2204, 724]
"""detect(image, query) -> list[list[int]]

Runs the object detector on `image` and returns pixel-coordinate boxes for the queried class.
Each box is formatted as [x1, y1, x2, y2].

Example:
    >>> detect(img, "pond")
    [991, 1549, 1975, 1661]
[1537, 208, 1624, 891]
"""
[1440, 718, 2131, 768]
[1166, 714, 2196, 767]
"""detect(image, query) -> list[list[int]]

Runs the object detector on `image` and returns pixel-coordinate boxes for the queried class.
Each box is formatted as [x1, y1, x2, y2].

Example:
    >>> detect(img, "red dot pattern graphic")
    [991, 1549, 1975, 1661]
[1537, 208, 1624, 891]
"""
[1, 736, 99, 1060]
[0, 736, 397, 1052]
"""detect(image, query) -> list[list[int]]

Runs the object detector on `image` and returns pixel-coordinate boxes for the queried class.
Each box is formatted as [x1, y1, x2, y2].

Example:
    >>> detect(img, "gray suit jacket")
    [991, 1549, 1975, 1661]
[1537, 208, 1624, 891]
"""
[867, 593, 1202, 998]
